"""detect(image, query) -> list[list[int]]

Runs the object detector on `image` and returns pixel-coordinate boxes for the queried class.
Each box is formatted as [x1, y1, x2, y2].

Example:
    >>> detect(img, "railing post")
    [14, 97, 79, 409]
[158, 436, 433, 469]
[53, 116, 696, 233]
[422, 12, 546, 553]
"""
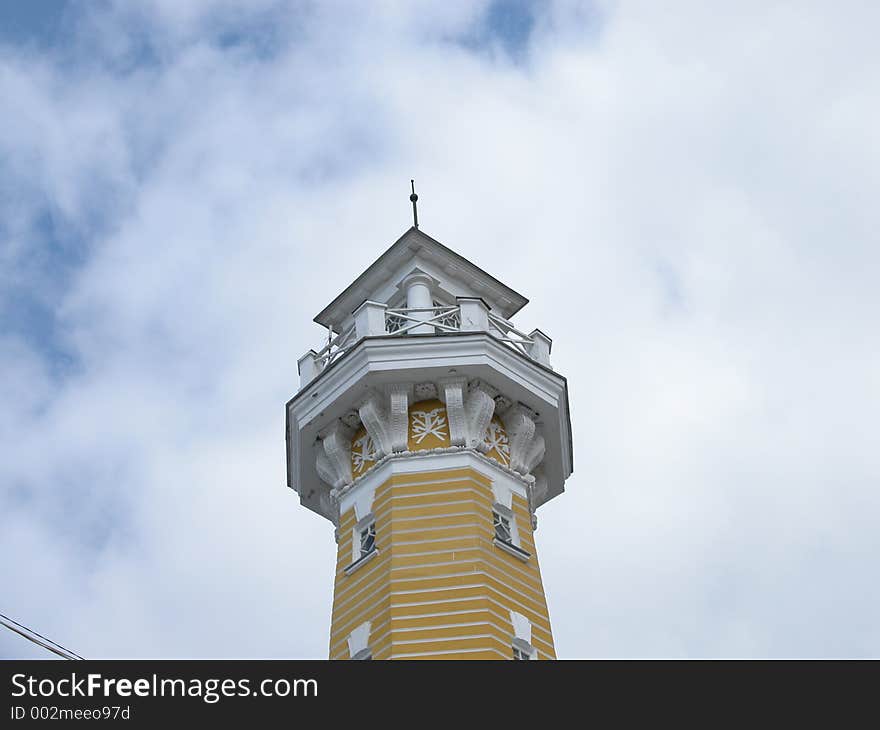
[527, 329, 552, 367]
[298, 349, 322, 388]
[353, 300, 388, 339]
[457, 297, 490, 332]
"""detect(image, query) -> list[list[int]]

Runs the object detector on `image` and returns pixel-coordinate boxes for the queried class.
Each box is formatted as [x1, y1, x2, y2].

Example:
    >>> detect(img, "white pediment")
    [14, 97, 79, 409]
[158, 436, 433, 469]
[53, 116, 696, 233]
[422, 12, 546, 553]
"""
[314, 227, 528, 333]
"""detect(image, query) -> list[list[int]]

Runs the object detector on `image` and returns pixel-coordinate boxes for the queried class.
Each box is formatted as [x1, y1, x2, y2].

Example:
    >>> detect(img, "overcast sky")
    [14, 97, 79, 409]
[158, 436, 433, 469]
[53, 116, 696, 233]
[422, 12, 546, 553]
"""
[1, 0, 878, 659]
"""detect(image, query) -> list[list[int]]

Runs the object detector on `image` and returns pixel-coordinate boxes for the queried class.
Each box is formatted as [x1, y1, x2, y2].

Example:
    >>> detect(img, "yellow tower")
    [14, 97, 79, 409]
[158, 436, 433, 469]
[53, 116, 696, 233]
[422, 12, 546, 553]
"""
[286, 220, 573, 660]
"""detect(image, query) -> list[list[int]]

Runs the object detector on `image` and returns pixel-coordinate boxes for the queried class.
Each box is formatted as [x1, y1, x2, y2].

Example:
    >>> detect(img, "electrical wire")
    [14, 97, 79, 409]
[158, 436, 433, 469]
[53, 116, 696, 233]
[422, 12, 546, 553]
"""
[0, 612, 84, 660]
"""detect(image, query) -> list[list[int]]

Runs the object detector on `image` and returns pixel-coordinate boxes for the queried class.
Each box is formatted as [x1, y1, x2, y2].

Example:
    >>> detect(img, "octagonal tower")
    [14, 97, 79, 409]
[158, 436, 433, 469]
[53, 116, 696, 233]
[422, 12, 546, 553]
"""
[286, 222, 573, 660]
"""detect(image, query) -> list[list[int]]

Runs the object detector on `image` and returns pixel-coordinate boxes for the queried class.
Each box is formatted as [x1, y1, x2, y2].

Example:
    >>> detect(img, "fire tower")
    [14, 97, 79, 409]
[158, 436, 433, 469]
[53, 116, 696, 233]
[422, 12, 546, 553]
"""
[286, 198, 573, 659]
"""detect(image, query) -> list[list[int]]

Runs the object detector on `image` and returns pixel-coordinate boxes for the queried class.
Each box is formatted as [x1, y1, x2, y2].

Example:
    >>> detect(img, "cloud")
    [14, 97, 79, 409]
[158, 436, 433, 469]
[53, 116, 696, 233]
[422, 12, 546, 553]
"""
[1, 0, 878, 658]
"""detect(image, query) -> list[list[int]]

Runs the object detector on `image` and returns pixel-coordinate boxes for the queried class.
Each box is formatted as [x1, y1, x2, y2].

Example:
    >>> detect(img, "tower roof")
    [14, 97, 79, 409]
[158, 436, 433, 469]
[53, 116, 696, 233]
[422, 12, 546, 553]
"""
[314, 227, 529, 333]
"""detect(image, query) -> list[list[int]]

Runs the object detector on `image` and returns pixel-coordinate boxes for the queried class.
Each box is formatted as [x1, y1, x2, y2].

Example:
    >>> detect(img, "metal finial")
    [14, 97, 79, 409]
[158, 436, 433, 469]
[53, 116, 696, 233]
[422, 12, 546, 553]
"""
[410, 179, 419, 228]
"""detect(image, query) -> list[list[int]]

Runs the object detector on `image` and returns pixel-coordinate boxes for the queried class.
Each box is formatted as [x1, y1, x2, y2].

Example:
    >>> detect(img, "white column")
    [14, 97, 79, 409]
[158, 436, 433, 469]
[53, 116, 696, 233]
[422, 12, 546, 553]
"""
[402, 271, 434, 334]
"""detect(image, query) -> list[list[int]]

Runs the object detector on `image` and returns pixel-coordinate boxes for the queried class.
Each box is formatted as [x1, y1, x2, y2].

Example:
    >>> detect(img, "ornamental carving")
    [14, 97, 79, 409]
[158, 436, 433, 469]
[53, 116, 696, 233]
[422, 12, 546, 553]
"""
[317, 380, 544, 488]
[407, 399, 450, 449]
[482, 416, 511, 467]
[350, 427, 378, 476]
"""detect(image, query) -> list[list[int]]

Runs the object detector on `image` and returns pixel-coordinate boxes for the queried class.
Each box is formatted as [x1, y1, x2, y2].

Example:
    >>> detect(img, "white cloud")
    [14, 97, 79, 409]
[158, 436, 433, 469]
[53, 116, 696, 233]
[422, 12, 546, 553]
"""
[1, 0, 878, 658]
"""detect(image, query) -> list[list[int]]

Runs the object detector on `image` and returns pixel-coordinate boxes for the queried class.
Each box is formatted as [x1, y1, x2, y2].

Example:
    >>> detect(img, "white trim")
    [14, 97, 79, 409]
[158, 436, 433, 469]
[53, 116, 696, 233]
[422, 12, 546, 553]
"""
[390, 632, 500, 647]
[330, 609, 553, 659]
[391, 523, 483, 537]
[382, 547, 537, 575]
[379, 495, 482, 511]
[379, 509, 484, 525]
[335, 563, 547, 620]
[350, 513, 377, 564]
[384, 551, 539, 586]
[388, 596, 551, 632]
[510, 611, 532, 644]
[338, 448, 530, 517]
[510, 611, 538, 660]
[391, 647, 509, 659]
[389, 585, 550, 624]
[368, 479, 488, 504]
[351, 482, 377, 522]
[391, 621, 493, 634]
[512, 641, 538, 660]
[297, 334, 564, 419]
[332, 596, 554, 655]
[493, 538, 531, 562]
[367, 596, 550, 634]
[343, 547, 379, 575]
[347, 621, 372, 659]
[492, 499, 523, 552]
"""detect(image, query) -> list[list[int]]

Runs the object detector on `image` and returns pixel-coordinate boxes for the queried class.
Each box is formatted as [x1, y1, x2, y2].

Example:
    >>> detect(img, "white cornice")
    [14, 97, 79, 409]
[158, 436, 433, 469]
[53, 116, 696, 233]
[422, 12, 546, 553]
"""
[291, 332, 566, 422]
[286, 333, 573, 523]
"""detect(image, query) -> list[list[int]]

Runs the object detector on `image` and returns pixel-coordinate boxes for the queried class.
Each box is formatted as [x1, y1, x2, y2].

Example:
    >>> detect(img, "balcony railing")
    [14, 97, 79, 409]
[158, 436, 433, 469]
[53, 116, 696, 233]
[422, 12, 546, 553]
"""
[313, 323, 357, 369]
[385, 305, 461, 335]
[297, 298, 552, 387]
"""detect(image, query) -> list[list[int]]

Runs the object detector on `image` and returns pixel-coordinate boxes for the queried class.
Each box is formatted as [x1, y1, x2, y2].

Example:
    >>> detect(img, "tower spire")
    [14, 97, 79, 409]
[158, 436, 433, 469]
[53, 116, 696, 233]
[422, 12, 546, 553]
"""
[410, 179, 419, 228]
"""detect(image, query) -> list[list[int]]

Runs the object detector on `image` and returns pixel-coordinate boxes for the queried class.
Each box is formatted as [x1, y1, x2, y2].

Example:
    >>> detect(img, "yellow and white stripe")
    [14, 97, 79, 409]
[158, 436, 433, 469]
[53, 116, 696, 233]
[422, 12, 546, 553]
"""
[329, 460, 555, 660]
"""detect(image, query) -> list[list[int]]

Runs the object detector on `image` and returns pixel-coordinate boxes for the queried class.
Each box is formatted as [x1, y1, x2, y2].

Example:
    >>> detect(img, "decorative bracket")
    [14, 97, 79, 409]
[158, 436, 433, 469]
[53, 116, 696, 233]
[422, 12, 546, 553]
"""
[501, 405, 545, 476]
[358, 390, 393, 459]
[315, 420, 354, 489]
[441, 377, 497, 449]
[314, 381, 545, 494]
[388, 383, 412, 452]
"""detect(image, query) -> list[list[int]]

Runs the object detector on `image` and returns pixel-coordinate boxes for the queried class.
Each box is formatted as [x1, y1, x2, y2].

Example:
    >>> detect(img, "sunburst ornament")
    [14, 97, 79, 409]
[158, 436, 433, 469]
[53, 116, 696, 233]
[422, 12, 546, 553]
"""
[482, 416, 511, 466]
[407, 399, 451, 450]
[411, 408, 447, 443]
[351, 429, 378, 475]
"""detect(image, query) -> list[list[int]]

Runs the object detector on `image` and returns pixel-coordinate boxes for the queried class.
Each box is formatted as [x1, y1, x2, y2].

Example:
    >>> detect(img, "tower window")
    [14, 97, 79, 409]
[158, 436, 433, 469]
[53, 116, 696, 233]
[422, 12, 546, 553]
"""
[492, 504, 531, 561]
[493, 510, 512, 544]
[511, 642, 537, 660]
[344, 514, 379, 575]
[359, 521, 376, 558]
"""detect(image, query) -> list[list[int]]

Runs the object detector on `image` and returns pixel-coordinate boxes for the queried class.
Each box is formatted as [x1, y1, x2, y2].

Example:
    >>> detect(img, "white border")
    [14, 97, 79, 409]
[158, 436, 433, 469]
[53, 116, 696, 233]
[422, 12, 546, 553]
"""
[338, 449, 530, 519]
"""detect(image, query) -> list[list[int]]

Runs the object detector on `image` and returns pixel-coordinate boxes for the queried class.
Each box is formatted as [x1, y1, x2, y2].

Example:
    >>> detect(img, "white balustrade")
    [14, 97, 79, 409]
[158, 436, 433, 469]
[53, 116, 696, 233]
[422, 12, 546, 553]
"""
[299, 301, 551, 386]
[487, 311, 539, 358]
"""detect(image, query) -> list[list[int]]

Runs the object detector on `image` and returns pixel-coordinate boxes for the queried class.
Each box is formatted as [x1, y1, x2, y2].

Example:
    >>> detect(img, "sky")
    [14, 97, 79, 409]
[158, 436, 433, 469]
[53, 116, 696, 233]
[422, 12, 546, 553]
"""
[1, 0, 878, 659]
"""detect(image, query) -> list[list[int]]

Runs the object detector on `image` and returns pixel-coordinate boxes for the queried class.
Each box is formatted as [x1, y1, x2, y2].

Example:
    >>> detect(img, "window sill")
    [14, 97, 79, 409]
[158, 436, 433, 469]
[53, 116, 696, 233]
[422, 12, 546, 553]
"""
[344, 548, 379, 575]
[493, 538, 531, 562]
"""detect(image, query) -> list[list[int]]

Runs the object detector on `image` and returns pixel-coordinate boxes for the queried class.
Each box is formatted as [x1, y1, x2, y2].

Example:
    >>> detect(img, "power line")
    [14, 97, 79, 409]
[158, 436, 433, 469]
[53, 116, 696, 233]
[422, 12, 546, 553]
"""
[0, 612, 84, 660]
[0, 613, 83, 659]
[1, 619, 76, 660]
